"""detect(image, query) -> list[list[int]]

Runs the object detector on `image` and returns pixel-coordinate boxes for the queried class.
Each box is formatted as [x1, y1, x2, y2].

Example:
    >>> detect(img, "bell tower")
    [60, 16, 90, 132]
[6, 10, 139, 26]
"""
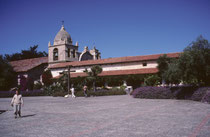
[48, 23, 79, 65]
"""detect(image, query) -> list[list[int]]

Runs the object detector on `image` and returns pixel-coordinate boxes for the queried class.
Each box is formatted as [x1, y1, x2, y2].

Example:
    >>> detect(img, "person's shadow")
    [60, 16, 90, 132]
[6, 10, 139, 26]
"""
[0, 110, 7, 114]
[21, 114, 36, 118]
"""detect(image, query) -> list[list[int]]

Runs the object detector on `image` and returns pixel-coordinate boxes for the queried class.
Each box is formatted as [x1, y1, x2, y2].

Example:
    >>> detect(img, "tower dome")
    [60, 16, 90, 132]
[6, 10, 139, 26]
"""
[53, 25, 72, 45]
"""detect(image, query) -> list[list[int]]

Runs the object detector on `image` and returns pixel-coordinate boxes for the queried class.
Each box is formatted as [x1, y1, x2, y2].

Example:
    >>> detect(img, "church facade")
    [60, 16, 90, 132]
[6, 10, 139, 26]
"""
[10, 24, 180, 87]
[48, 25, 179, 79]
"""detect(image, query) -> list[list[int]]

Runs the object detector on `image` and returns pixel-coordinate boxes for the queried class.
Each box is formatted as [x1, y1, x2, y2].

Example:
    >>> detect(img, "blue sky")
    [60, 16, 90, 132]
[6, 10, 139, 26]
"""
[0, 0, 210, 59]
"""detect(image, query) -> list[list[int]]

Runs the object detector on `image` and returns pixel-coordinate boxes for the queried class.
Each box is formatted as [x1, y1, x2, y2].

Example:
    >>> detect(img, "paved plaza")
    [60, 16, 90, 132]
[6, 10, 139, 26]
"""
[0, 95, 210, 137]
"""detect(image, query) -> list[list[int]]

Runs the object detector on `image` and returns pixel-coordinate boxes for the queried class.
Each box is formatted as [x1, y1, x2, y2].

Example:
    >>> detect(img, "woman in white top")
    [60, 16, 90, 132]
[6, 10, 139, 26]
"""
[71, 85, 76, 98]
[11, 88, 23, 118]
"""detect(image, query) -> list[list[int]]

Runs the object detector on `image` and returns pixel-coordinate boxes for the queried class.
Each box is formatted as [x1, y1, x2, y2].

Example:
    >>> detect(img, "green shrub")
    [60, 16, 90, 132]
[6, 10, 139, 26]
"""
[34, 81, 43, 90]
[120, 85, 126, 91]
[43, 82, 64, 96]
[144, 75, 161, 86]
[106, 76, 124, 87]
[88, 89, 126, 96]
[75, 90, 86, 97]
[125, 74, 145, 89]
[74, 88, 126, 97]
[0, 90, 45, 98]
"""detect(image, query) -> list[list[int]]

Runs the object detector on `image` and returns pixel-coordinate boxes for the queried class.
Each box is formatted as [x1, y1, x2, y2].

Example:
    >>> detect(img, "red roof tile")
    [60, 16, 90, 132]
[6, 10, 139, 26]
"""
[49, 52, 180, 69]
[9, 57, 48, 72]
[55, 68, 159, 78]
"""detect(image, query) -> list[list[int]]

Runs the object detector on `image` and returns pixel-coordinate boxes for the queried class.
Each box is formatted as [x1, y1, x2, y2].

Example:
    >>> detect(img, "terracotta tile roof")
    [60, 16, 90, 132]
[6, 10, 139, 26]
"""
[9, 57, 48, 72]
[55, 68, 159, 79]
[49, 52, 180, 69]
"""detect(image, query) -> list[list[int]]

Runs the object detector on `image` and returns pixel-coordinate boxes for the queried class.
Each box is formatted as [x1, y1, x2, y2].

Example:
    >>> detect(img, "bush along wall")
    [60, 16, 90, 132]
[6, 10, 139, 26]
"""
[88, 88, 126, 97]
[53, 88, 126, 97]
[131, 86, 174, 99]
[131, 86, 210, 104]
[0, 90, 45, 98]
[0, 86, 126, 98]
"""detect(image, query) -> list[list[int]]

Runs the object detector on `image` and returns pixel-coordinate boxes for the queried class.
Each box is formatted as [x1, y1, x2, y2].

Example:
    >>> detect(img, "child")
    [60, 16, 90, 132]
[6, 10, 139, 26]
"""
[11, 88, 23, 118]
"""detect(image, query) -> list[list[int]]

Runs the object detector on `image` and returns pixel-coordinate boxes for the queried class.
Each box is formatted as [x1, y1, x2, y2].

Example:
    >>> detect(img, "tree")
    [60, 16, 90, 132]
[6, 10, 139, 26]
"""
[5, 45, 48, 61]
[57, 71, 68, 92]
[126, 75, 145, 89]
[162, 60, 181, 85]
[42, 70, 53, 87]
[106, 75, 124, 87]
[157, 55, 181, 85]
[71, 76, 86, 91]
[157, 54, 172, 79]
[144, 75, 161, 86]
[85, 65, 102, 92]
[95, 77, 106, 87]
[0, 55, 16, 90]
[178, 35, 210, 85]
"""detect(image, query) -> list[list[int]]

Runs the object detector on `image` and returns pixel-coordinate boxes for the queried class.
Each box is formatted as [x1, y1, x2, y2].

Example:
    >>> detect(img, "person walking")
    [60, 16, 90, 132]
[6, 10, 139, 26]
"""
[11, 88, 24, 118]
[71, 85, 76, 98]
[83, 85, 88, 97]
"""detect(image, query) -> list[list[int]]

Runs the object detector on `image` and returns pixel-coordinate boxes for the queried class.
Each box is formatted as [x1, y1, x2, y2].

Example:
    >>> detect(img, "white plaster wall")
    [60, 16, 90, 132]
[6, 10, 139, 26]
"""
[102, 61, 157, 71]
[51, 68, 67, 77]
[50, 60, 158, 78]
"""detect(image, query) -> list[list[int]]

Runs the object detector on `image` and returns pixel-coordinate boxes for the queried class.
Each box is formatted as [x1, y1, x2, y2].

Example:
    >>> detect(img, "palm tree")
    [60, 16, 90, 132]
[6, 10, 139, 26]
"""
[85, 65, 102, 92]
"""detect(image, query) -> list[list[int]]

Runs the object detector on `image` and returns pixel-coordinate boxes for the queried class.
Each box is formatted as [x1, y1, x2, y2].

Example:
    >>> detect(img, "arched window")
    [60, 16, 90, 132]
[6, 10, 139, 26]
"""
[79, 52, 93, 61]
[53, 48, 58, 61]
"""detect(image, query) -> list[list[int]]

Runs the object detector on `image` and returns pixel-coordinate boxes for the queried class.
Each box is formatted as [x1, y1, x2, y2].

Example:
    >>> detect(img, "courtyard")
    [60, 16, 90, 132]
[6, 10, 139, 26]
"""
[0, 95, 210, 137]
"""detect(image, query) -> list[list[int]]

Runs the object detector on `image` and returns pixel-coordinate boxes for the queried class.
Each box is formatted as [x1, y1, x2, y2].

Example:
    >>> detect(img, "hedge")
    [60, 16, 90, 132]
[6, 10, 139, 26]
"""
[0, 88, 126, 98]
[0, 90, 45, 98]
[131, 86, 210, 104]
[53, 88, 126, 97]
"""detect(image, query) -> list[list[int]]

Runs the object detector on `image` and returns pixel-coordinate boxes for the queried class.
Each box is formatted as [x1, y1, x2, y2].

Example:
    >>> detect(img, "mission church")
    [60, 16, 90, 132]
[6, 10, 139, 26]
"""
[10, 24, 180, 87]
